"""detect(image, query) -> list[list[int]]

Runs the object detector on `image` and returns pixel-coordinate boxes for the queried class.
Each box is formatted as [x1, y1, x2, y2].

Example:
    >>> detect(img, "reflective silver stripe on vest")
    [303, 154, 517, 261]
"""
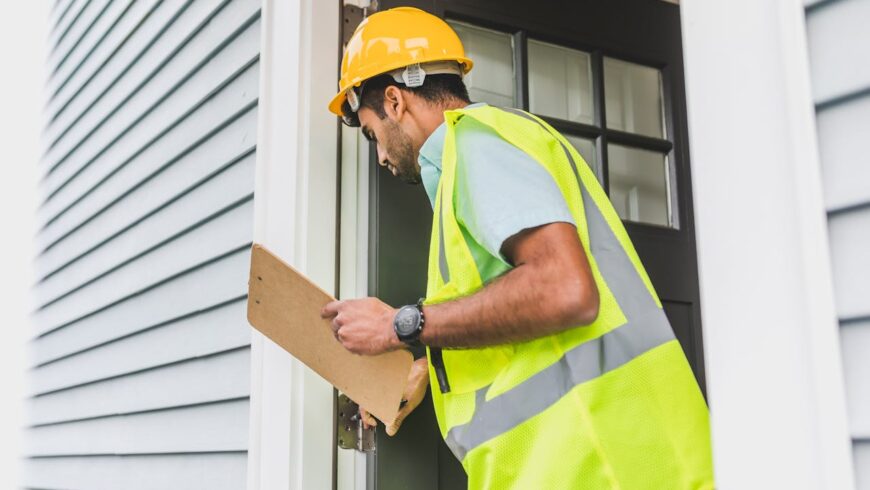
[443, 108, 676, 461]
[438, 210, 450, 283]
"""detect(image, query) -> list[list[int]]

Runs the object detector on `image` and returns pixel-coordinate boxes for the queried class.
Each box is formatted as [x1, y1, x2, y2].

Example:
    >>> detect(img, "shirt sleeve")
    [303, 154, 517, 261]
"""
[454, 117, 576, 264]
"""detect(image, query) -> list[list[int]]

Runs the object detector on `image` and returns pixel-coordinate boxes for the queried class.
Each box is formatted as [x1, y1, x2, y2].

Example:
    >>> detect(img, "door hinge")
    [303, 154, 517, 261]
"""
[337, 393, 376, 452]
[342, 3, 373, 47]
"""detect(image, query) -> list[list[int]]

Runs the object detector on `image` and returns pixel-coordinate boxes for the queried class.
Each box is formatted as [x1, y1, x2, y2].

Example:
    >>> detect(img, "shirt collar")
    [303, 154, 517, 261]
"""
[418, 102, 487, 205]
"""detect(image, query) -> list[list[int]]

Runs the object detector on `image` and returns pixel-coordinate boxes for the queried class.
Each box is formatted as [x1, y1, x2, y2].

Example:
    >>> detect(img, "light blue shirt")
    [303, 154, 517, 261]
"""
[418, 103, 575, 283]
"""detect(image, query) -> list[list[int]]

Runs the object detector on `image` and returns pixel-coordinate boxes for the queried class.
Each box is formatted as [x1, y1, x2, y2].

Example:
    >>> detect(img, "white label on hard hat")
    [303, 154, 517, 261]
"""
[346, 87, 360, 111]
[402, 64, 426, 87]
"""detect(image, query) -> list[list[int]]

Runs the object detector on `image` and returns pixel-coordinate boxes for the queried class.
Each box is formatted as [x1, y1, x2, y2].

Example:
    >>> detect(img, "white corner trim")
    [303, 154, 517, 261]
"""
[681, 1, 853, 489]
[248, 0, 340, 489]
[776, 4, 856, 490]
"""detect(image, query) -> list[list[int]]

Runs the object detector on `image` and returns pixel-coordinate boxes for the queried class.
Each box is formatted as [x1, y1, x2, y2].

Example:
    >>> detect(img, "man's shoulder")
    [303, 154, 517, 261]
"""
[453, 112, 518, 157]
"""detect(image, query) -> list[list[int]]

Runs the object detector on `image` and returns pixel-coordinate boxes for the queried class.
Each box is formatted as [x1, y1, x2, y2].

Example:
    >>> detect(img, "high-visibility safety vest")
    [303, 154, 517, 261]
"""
[424, 105, 715, 489]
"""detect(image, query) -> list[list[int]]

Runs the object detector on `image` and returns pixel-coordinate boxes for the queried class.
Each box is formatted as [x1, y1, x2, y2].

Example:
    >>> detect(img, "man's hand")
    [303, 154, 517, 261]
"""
[360, 357, 430, 436]
[320, 297, 404, 355]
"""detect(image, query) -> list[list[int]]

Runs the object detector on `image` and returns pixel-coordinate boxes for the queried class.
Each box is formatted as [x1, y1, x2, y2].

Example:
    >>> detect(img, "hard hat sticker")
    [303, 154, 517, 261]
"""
[347, 87, 361, 112]
[402, 64, 426, 87]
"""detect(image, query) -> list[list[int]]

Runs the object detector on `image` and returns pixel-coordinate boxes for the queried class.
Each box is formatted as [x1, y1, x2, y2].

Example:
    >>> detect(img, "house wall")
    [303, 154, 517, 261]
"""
[681, 0, 854, 488]
[25, 1, 261, 488]
[804, 0, 870, 487]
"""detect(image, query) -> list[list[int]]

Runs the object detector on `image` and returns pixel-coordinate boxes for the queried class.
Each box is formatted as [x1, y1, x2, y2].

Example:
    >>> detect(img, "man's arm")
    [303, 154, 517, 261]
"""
[420, 221, 599, 347]
[322, 119, 599, 353]
[321, 221, 599, 354]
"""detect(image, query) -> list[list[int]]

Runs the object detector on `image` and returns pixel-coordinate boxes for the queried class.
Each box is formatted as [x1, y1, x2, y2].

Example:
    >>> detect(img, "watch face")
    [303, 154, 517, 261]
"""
[395, 306, 420, 337]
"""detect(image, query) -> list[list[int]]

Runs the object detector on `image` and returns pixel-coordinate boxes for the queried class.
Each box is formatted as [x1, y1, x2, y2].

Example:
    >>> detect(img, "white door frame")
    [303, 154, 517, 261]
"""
[247, 0, 342, 489]
[681, 1, 854, 488]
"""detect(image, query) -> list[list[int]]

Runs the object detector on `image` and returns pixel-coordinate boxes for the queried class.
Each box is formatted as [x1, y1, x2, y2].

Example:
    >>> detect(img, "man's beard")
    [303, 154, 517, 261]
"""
[383, 119, 421, 185]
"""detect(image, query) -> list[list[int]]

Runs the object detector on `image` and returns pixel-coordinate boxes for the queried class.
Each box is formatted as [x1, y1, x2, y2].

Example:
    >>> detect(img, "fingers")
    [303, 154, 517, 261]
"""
[330, 313, 344, 334]
[359, 407, 377, 429]
[320, 300, 342, 319]
[385, 361, 430, 436]
[385, 404, 409, 437]
[322, 301, 344, 342]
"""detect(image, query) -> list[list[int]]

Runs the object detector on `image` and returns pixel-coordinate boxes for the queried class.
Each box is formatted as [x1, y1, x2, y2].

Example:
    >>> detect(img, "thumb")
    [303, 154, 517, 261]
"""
[385, 408, 409, 437]
[359, 407, 377, 429]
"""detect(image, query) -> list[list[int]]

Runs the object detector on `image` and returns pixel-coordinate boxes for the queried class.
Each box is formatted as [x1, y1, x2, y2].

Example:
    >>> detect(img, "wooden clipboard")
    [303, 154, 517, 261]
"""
[246, 244, 414, 425]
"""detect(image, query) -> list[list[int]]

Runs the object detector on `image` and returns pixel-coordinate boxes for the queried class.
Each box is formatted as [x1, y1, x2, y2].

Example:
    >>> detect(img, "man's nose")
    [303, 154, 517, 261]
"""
[376, 145, 388, 167]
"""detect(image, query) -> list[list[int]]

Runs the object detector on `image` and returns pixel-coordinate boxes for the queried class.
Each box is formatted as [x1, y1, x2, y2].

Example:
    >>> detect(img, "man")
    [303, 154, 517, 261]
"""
[321, 7, 714, 489]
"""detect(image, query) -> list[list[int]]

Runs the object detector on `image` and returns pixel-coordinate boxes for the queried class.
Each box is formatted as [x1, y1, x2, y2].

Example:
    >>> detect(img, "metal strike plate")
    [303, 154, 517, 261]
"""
[342, 4, 366, 46]
[337, 393, 376, 452]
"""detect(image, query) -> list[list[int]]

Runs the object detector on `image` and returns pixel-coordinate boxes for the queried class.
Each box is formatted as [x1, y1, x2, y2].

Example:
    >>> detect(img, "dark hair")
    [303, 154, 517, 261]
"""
[341, 73, 470, 126]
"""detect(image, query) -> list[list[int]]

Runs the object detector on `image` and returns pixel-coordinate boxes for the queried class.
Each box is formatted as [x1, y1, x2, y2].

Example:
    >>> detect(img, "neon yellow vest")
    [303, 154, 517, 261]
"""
[424, 105, 715, 489]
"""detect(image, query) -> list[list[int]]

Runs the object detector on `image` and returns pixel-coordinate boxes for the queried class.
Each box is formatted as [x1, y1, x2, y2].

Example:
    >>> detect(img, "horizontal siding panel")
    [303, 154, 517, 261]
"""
[47, 0, 113, 88]
[816, 94, 870, 210]
[49, 0, 77, 35]
[40, 0, 258, 182]
[36, 108, 257, 282]
[827, 208, 870, 319]
[37, 55, 259, 254]
[48, 0, 89, 57]
[31, 248, 249, 364]
[26, 399, 248, 456]
[857, 442, 870, 490]
[23, 452, 247, 490]
[36, 150, 255, 306]
[806, 0, 870, 103]
[807, 1, 870, 484]
[30, 300, 248, 393]
[33, 201, 253, 338]
[43, 0, 220, 170]
[31, 0, 259, 485]
[841, 320, 870, 438]
[45, 0, 187, 133]
[29, 348, 250, 425]
[46, 0, 158, 123]
[41, 15, 259, 239]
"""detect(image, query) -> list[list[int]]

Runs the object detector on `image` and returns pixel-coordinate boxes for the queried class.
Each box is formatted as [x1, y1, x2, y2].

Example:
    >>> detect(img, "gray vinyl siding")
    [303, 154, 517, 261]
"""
[26, 1, 260, 488]
[805, 0, 870, 488]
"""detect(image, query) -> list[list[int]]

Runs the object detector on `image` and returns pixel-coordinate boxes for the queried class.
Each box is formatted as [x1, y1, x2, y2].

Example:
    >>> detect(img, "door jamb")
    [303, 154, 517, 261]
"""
[247, 0, 342, 489]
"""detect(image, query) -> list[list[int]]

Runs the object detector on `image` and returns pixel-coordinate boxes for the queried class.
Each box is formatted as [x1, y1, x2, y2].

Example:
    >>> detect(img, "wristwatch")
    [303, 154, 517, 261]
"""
[393, 298, 425, 346]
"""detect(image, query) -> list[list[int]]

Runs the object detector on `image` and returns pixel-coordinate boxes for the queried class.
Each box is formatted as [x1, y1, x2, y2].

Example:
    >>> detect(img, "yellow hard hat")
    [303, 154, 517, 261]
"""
[328, 7, 473, 119]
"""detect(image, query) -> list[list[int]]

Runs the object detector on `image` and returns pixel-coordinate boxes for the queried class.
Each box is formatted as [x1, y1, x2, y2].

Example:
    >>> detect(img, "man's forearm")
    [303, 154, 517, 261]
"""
[419, 260, 597, 348]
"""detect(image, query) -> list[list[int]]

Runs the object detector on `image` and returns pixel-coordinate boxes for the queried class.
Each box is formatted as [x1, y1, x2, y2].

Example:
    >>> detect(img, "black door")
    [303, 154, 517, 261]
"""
[366, 2, 702, 488]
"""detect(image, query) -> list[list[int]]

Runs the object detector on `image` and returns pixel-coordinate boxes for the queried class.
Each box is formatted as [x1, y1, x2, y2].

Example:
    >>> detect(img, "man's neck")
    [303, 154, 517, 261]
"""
[420, 99, 470, 140]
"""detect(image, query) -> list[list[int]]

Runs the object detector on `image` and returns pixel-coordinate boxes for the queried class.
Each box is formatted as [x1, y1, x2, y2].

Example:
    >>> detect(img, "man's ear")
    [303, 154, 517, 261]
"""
[383, 85, 407, 121]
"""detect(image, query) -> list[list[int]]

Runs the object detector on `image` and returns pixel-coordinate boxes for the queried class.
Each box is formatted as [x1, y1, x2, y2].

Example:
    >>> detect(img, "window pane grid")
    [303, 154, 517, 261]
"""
[603, 57, 667, 139]
[527, 39, 594, 125]
[449, 20, 517, 108]
[445, 22, 677, 228]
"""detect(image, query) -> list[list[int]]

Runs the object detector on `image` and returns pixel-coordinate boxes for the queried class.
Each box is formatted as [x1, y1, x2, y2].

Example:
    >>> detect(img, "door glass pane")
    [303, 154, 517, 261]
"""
[564, 134, 597, 177]
[604, 58, 665, 138]
[448, 21, 515, 107]
[607, 144, 672, 227]
[528, 40, 594, 124]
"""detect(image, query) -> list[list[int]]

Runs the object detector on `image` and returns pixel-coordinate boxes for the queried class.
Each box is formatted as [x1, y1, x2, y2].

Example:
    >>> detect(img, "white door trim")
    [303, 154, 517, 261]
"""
[681, 1, 854, 488]
[247, 0, 341, 489]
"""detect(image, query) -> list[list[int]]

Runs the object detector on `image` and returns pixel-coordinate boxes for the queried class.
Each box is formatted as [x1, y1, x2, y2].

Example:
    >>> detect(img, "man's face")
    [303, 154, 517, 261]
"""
[358, 106, 422, 185]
